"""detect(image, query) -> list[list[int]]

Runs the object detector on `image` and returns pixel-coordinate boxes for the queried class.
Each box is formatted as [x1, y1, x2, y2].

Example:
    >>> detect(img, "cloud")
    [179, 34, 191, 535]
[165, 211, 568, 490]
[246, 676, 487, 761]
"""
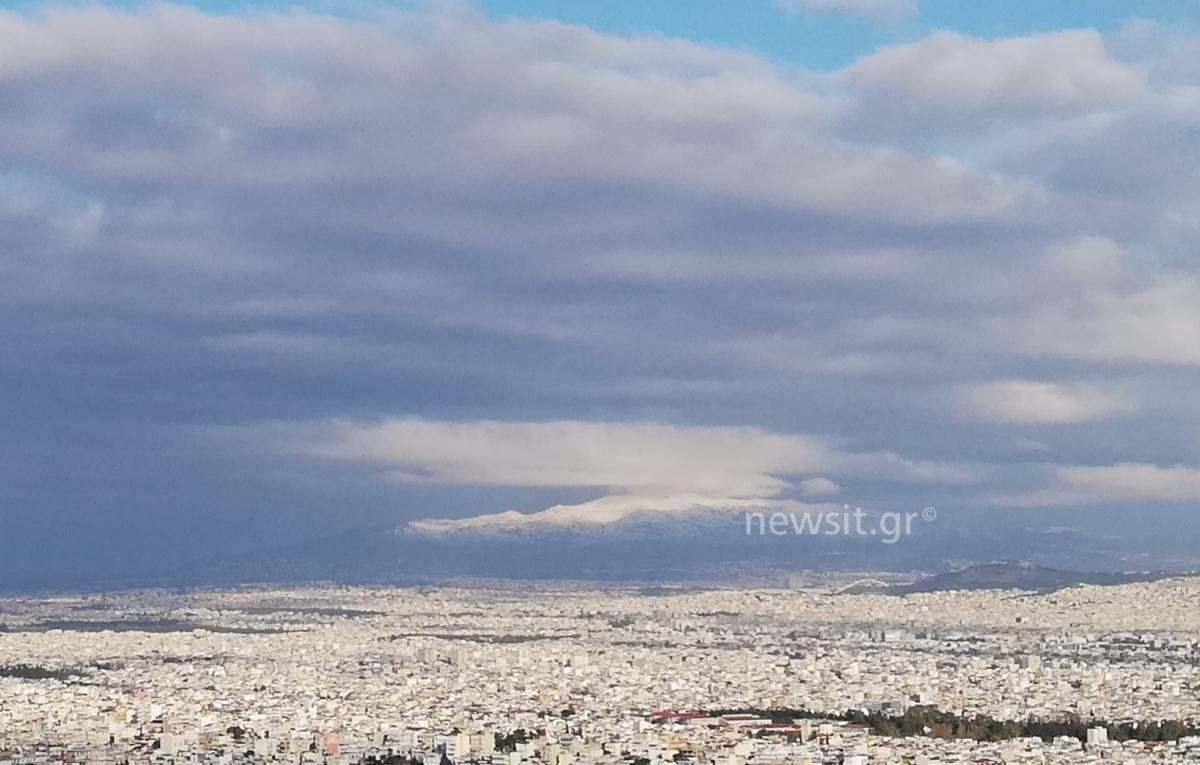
[0, 4, 1199, 571]
[843, 30, 1145, 111]
[862, 236, 1200, 368]
[0, 4, 1049, 234]
[955, 380, 1134, 425]
[982, 239, 1200, 365]
[303, 418, 969, 500]
[798, 477, 842, 496]
[995, 279, 1200, 365]
[777, 0, 916, 21]
[999, 463, 1200, 506]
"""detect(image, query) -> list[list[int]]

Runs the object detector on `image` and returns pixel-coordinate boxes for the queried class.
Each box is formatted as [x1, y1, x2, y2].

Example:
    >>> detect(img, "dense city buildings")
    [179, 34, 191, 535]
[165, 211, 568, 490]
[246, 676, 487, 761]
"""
[2, 580, 1200, 765]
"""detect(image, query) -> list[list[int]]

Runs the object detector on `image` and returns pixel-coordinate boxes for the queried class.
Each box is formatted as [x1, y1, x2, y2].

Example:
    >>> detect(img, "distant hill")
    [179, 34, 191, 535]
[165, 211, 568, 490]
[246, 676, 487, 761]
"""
[881, 561, 1180, 594]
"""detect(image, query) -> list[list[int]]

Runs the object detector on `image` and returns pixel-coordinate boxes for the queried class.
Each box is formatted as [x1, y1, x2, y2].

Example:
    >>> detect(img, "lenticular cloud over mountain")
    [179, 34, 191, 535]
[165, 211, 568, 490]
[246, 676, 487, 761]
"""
[309, 418, 837, 498]
[295, 417, 970, 527]
[297, 416, 971, 533]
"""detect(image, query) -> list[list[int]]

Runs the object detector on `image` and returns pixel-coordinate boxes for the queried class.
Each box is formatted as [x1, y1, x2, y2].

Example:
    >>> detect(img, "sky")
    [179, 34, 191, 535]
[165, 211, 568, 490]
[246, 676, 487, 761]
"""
[2, 0, 1200, 581]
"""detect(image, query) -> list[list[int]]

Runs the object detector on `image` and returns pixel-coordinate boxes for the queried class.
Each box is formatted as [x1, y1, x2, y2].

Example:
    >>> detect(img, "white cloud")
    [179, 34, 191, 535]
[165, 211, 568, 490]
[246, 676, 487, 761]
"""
[778, 0, 916, 21]
[956, 380, 1133, 425]
[999, 281, 1200, 365]
[999, 463, 1200, 506]
[798, 477, 842, 496]
[311, 419, 819, 497]
[912, 237, 1200, 367]
[844, 30, 1145, 110]
[304, 418, 969, 500]
[0, 4, 1047, 233]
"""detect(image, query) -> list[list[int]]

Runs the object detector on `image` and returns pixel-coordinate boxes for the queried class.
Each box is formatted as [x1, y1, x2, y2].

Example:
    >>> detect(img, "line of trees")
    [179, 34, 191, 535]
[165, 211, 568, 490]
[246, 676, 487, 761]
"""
[706, 707, 1200, 743]
[0, 664, 77, 680]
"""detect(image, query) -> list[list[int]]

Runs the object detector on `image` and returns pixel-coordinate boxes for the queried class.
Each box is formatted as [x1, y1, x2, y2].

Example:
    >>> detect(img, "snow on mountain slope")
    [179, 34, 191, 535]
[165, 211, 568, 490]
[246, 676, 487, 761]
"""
[402, 493, 822, 535]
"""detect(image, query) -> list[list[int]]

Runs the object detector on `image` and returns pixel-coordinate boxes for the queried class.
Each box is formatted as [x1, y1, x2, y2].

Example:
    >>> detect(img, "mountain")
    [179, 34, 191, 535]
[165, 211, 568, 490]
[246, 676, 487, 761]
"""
[404, 494, 781, 535]
[164, 500, 1200, 587]
[885, 561, 1180, 594]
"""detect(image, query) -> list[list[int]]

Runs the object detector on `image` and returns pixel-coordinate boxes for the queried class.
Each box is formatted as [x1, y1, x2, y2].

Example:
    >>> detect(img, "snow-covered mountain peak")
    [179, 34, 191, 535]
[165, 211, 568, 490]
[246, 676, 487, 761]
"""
[402, 493, 805, 536]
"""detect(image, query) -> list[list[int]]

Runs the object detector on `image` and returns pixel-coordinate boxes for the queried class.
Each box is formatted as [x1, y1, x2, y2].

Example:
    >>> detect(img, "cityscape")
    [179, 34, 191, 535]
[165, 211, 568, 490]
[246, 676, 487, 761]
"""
[4, 580, 1200, 765]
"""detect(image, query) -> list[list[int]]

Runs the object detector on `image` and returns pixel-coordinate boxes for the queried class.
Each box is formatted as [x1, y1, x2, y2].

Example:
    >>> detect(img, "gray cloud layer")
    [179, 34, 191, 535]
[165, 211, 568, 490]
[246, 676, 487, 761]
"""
[3, 4, 1200, 576]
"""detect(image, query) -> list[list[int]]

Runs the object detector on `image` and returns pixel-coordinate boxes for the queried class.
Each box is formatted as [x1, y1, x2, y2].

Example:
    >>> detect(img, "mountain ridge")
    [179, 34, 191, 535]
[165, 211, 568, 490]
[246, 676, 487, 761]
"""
[164, 500, 1200, 587]
[838, 560, 1187, 595]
